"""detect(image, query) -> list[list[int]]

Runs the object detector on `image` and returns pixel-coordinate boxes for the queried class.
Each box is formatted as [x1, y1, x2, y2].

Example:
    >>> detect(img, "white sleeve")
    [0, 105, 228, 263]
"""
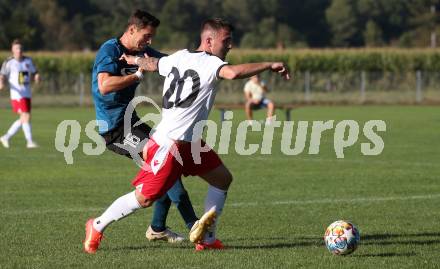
[208, 56, 228, 80]
[158, 54, 175, 77]
[244, 81, 251, 93]
[29, 58, 37, 74]
[0, 60, 10, 76]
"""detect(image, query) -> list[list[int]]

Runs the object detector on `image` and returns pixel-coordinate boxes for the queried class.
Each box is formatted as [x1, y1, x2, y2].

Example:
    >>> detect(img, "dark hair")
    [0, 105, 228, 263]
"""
[127, 9, 160, 30]
[11, 39, 22, 46]
[201, 18, 234, 33]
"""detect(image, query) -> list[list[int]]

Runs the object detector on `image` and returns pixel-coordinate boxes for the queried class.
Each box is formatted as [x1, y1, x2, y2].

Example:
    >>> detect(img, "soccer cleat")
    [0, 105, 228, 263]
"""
[145, 226, 184, 243]
[26, 141, 38, 148]
[189, 207, 216, 243]
[0, 136, 9, 148]
[83, 219, 103, 254]
[195, 239, 225, 251]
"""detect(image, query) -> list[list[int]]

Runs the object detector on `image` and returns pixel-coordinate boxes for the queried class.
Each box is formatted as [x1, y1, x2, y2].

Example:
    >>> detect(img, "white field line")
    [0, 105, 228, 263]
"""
[2, 154, 438, 168]
[1, 194, 440, 216]
[250, 156, 439, 168]
[228, 193, 440, 207]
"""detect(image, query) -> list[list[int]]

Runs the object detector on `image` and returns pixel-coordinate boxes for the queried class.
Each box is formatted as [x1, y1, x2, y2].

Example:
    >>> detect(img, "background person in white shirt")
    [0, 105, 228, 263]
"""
[244, 74, 275, 124]
[0, 39, 40, 148]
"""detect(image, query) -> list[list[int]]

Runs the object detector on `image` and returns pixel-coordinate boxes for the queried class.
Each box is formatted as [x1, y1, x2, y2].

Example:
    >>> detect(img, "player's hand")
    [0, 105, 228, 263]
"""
[270, 62, 291, 80]
[141, 53, 159, 72]
[119, 54, 137, 65]
[34, 73, 41, 84]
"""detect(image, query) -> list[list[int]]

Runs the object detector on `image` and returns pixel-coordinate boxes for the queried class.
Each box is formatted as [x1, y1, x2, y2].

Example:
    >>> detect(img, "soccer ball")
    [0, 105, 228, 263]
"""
[324, 220, 360, 255]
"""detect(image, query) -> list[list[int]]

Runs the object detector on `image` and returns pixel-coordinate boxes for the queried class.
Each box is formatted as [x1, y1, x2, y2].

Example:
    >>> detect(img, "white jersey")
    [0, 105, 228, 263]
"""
[154, 49, 227, 142]
[244, 79, 265, 102]
[0, 56, 37, 100]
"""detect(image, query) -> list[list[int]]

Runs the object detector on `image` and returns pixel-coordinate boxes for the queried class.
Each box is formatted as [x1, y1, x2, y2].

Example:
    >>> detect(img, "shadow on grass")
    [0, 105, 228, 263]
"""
[362, 232, 440, 240]
[228, 241, 321, 250]
[104, 231, 440, 252]
[361, 232, 440, 247]
[227, 231, 440, 250]
[105, 243, 192, 252]
[353, 252, 416, 258]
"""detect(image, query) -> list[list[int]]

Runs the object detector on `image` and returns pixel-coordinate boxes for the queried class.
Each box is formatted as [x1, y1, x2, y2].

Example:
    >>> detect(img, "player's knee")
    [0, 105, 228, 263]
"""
[20, 113, 30, 123]
[171, 190, 189, 204]
[226, 172, 233, 188]
[221, 169, 233, 190]
[139, 199, 154, 208]
[135, 191, 154, 208]
[268, 102, 274, 109]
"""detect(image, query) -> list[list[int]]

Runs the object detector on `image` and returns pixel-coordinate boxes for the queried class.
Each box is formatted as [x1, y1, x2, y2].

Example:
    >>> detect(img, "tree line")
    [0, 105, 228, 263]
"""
[0, 0, 439, 51]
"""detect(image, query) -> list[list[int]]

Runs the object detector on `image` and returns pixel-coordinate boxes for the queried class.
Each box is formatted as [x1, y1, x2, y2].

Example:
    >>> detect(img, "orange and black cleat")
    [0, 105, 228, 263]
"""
[83, 219, 103, 254]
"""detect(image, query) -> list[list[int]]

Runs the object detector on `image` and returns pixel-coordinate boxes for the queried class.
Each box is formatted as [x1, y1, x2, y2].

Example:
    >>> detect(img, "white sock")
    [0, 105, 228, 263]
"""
[4, 120, 22, 139]
[93, 191, 142, 232]
[203, 185, 227, 244]
[22, 123, 33, 142]
[265, 117, 273, 125]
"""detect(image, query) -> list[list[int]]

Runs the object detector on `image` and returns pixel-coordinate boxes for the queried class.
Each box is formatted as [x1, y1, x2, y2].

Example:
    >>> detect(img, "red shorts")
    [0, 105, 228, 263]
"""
[132, 139, 223, 201]
[11, 98, 31, 113]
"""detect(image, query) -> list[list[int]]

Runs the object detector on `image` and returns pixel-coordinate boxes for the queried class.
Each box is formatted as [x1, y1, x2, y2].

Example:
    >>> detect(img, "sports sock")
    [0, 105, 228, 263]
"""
[4, 120, 22, 139]
[93, 191, 142, 232]
[203, 185, 227, 244]
[22, 122, 33, 142]
[166, 179, 198, 230]
[150, 194, 171, 232]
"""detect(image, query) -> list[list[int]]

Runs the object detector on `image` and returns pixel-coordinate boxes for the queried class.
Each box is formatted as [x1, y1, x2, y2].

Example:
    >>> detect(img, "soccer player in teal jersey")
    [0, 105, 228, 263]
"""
[90, 9, 198, 243]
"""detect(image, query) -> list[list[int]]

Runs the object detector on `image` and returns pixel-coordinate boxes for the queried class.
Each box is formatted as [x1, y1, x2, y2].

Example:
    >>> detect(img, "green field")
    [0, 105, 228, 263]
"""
[0, 106, 439, 268]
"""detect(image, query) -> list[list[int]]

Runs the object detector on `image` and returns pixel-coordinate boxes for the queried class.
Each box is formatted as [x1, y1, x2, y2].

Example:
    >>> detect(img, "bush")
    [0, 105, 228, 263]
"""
[1, 48, 440, 74]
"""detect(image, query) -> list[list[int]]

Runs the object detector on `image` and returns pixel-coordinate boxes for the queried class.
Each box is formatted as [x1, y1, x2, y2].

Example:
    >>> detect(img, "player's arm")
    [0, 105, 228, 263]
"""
[244, 90, 252, 101]
[0, 75, 5, 90]
[29, 59, 40, 84]
[219, 62, 290, 80]
[33, 73, 41, 84]
[98, 71, 142, 95]
[243, 85, 253, 101]
[260, 82, 268, 93]
[0, 61, 8, 90]
[120, 54, 158, 72]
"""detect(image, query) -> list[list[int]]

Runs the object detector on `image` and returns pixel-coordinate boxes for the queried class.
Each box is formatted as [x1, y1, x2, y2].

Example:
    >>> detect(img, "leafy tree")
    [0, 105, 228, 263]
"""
[326, 0, 361, 46]
[402, 0, 440, 47]
[364, 20, 384, 47]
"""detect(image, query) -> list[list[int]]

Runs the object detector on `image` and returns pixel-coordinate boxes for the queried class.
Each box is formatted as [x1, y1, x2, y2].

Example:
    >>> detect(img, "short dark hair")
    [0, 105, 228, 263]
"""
[127, 9, 160, 30]
[201, 18, 234, 33]
[11, 39, 22, 46]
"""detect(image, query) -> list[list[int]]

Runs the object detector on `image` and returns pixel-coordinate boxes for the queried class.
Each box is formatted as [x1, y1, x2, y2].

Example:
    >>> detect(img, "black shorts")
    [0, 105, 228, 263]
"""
[101, 116, 152, 160]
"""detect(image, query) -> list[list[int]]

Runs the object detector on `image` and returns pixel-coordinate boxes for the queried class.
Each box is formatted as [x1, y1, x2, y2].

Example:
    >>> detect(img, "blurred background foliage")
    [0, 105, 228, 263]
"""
[0, 0, 439, 51]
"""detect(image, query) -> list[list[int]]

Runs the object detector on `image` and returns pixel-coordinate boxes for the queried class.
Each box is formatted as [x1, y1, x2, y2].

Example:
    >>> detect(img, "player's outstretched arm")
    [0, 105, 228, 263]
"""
[219, 62, 290, 81]
[120, 53, 158, 72]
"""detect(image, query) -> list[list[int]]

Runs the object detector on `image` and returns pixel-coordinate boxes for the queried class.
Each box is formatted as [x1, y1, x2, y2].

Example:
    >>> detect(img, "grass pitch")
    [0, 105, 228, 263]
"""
[0, 106, 439, 268]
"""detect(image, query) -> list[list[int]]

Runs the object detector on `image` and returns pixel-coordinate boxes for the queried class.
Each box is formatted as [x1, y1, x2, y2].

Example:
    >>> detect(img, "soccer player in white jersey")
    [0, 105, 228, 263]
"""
[83, 18, 290, 253]
[0, 39, 40, 148]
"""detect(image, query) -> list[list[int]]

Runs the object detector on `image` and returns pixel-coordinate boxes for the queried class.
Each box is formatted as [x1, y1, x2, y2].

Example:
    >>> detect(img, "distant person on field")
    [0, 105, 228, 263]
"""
[0, 39, 40, 148]
[244, 74, 275, 124]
